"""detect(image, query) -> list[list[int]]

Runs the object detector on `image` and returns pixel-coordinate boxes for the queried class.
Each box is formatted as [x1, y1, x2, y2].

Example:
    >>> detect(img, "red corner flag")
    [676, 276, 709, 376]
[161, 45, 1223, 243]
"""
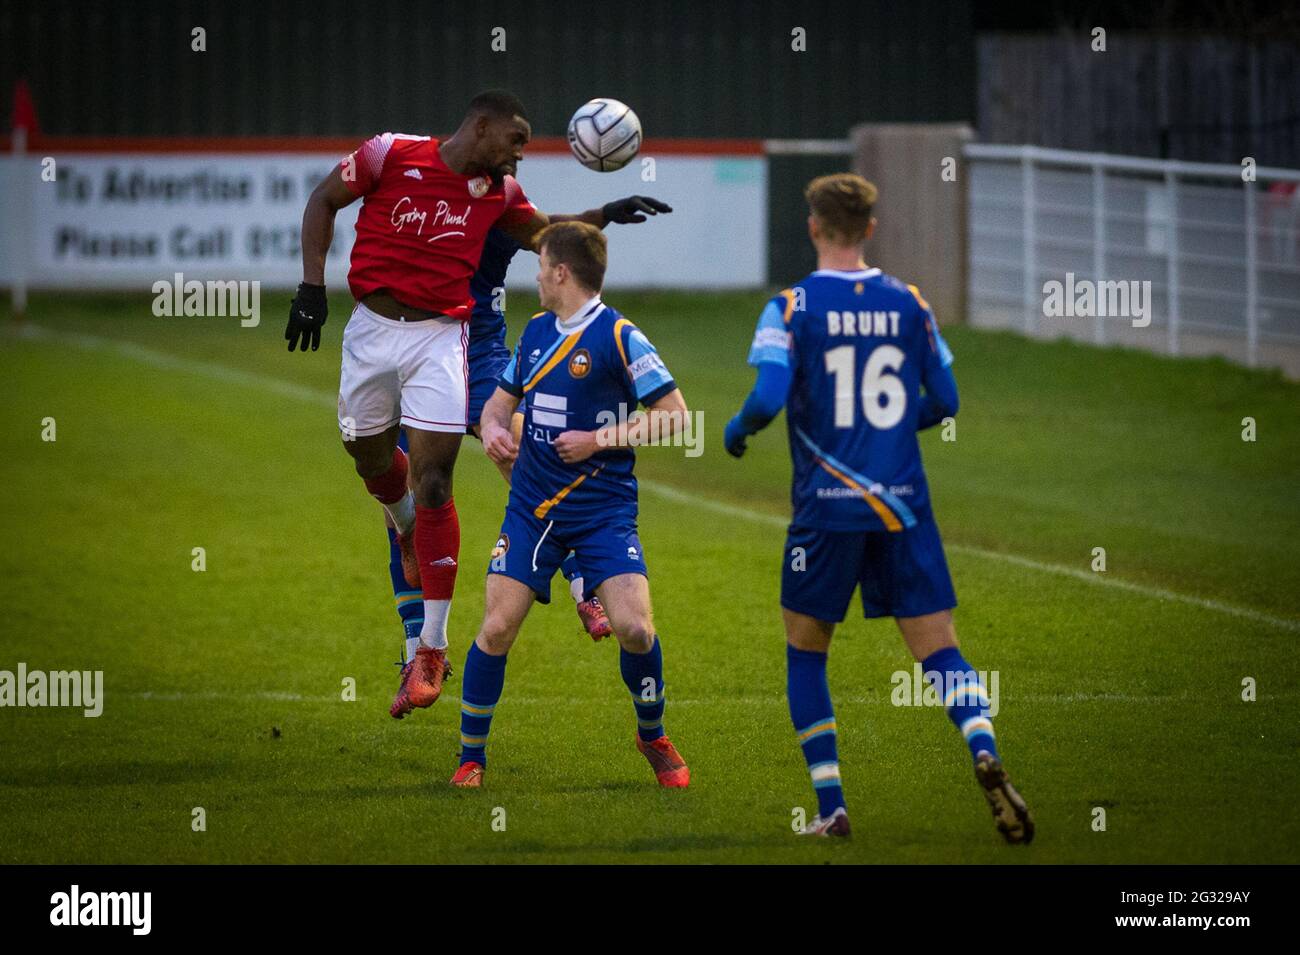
[12, 78, 39, 136]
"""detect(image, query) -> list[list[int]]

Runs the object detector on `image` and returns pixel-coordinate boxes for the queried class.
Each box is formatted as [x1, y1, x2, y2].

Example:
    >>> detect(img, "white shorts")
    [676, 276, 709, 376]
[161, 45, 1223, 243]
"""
[337, 302, 469, 436]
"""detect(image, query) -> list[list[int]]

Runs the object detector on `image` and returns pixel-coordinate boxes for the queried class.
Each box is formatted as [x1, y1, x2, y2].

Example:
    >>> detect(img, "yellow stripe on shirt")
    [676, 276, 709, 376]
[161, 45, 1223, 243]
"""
[523, 333, 582, 394]
[534, 465, 606, 520]
[778, 288, 797, 324]
[907, 283, 932, 312]
[816, 460, 903, 532]
[612, 317, 633, 369]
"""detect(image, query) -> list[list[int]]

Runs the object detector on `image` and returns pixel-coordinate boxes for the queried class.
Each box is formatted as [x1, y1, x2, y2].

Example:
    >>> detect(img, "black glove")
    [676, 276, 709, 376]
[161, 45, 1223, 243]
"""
[286, 282, 328, 352]
[601, 196, 672, 225]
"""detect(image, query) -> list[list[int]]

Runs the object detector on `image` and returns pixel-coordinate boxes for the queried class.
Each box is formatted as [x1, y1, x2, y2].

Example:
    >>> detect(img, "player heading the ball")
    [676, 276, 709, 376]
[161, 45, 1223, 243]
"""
[724, 173, 1035, 842]
[285, 90, 673, 718]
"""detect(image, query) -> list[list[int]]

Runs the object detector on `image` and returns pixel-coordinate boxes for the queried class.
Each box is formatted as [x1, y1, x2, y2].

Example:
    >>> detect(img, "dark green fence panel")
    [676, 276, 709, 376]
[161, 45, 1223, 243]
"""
[1, 0, 974, 138]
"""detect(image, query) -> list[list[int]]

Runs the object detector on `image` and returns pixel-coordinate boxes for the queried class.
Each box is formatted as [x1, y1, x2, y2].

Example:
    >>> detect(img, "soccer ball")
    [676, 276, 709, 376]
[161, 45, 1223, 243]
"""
[567, 98, 642, 172]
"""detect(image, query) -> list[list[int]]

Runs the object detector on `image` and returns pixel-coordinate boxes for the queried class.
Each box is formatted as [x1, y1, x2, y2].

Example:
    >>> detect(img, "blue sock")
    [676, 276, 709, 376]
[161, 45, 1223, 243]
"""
[386, 526, 424, 662]
[619, 637, 665, 742]
[459, 642, 508, 767]
[922, 646, 998, 762]
[787, 644, 845, 819]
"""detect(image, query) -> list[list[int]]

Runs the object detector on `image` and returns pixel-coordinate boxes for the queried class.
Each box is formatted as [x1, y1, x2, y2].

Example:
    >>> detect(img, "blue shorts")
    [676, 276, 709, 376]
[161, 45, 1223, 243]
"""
[466, 322, 510, 433]
[781, 517, 957, 622]
[488, 506, 647, 604]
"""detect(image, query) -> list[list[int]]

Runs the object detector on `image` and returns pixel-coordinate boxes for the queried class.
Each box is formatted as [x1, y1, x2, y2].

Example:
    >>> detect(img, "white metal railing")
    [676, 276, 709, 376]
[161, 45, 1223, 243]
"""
[965, 143, 1300, 371]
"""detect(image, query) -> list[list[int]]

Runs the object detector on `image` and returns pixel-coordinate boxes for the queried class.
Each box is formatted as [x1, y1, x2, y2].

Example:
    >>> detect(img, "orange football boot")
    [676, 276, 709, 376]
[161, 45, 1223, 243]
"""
[576, 596, 613, 641]
[394, 529, 420, 588]
[389, 646, 452, 719]
[450, 762, 484, 788]
[636, 735, 690, 788]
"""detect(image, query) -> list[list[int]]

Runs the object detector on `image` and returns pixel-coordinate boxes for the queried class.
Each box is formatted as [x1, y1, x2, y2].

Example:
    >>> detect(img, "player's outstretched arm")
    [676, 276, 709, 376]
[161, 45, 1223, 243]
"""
[286, 167, 359, 352]
[505, 197, 673, 250]
[597, 196, 673, 226]
[724, 362, 792, 458]
[480, 387, 522, 466]
[548, 197, 672, 230]
[498, 209, 550, 251]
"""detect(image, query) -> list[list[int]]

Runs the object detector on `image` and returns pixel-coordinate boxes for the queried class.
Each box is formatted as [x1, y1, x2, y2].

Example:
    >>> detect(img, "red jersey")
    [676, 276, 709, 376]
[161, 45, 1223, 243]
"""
[340, 133, 537, 317]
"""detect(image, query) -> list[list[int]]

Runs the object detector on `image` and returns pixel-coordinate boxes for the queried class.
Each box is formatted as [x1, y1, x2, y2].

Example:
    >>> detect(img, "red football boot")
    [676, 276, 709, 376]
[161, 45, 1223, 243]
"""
[394, 529, 420, 588]
[576, 596, 613, 641]
[389, 646, 452, 719]
[636, 735, 690, 788]
[450, 762, 484, 788]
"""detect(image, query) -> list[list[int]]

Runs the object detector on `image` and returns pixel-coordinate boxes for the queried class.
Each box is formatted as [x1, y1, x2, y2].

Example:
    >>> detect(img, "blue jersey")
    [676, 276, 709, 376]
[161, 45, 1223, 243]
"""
[748, 268, 954, 532]
[499, 298, 677, 522]
[468, 228, 522, 347]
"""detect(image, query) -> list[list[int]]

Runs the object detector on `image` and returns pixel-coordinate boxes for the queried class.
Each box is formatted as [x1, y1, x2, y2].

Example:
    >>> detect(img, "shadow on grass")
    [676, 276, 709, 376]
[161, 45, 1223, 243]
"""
[0, 757, 232, 788]
[470, 832, 778, 858]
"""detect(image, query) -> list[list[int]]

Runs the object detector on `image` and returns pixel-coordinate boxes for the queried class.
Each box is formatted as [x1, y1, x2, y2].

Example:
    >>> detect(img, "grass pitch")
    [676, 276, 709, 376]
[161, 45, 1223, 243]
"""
[1, 290, 1297, 864]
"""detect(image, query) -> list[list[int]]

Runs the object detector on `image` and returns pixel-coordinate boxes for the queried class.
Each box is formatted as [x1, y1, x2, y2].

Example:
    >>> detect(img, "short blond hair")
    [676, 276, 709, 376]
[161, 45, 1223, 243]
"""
[539, 221, 607, 292]
[805, 173, 878, 244]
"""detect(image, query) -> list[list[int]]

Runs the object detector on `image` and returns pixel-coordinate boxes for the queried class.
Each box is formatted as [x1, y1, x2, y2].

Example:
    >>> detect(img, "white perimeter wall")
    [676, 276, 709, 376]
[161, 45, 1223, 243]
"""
[0, 152, 766, 291]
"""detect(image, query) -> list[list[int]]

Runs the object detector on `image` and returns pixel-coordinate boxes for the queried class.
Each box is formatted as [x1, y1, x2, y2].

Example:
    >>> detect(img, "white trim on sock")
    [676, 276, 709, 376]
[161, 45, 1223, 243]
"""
[385, 491, 416, 537]
[420, 599, 451, 650]
[569, 575, 585, 604]
[404, 636, 422, 664]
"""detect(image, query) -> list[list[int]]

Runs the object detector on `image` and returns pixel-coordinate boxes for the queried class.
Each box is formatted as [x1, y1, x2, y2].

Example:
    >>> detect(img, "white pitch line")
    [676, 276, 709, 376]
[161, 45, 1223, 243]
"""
[639, 480, 1300, 633]
[17, 322, 1299, 634]
[123, 691, 1248, 707]
[127, 690, 333, 703]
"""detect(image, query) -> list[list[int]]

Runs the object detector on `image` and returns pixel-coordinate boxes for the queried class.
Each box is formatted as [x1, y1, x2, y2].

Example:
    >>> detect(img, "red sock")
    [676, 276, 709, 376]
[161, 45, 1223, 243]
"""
[416, 499, 460, 599]
[363, 447, 409, 505]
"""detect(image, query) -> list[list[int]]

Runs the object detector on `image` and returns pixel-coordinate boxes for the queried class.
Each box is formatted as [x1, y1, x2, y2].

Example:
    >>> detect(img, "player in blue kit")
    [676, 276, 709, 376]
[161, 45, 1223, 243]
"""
[724, 174, 1033, 842]
[381, 198, 673, 719]
[449, 221, 691, 789]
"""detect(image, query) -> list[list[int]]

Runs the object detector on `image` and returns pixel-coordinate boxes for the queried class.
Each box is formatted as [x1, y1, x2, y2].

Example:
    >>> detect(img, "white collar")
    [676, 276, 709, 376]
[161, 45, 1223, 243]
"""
[811, 267, 881, 280]
[554, 294, 604, 335]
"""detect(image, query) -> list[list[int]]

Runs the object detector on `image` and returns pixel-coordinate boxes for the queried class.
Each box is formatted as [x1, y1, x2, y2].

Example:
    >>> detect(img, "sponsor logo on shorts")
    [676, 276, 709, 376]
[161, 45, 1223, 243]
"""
[568, 348, 592, 378]
[491, 535, 510, 559]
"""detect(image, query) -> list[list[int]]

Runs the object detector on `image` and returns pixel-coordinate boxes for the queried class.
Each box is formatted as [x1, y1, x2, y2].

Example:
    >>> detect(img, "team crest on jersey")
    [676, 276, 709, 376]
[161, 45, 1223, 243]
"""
[468, 176, 490, 198]
[568, 348, 592, 378]
[491, 534, 510, 559]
